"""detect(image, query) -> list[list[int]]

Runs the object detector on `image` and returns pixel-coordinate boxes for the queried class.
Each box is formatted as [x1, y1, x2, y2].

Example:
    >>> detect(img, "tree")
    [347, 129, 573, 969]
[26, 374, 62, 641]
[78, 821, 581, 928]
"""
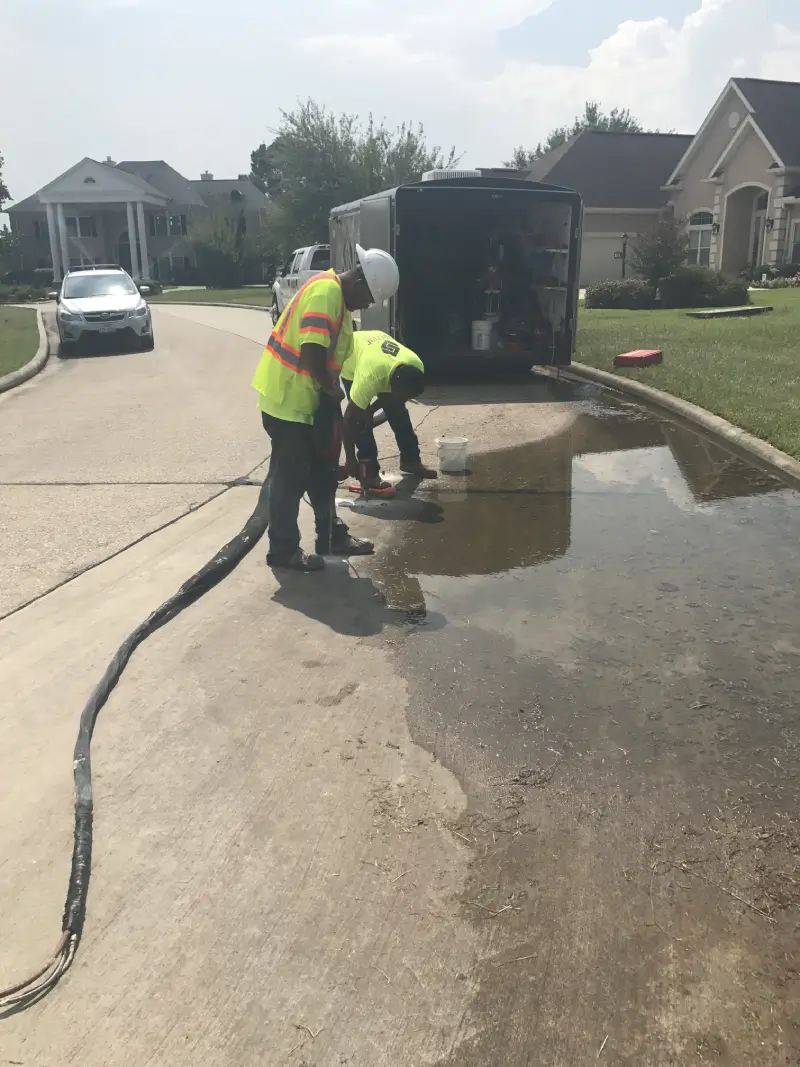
[629, 216, 689, 287]
[0, 151, 9, 209]
[0, 226, 20, 274]
[251, 101, 458, 257]
[505, 100, 649, 168]
[188, 209, 260, 288]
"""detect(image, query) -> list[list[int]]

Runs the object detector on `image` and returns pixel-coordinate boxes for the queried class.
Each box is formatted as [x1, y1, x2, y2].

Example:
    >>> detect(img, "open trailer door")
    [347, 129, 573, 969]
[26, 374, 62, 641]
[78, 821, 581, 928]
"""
[358, 195, 393, 334]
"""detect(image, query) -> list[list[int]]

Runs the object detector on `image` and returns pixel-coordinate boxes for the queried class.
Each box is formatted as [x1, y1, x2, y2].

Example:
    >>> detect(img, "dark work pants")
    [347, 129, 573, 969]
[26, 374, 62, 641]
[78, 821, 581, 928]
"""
[261, 411, 348, 557]
[341, 379, 421, 475]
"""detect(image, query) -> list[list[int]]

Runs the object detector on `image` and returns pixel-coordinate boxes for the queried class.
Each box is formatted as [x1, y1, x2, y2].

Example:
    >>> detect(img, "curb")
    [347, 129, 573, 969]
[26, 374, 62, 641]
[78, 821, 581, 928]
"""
[0, 309, 50, 395]
[152, 300, 273, 313]
[565, 360, 800, 488]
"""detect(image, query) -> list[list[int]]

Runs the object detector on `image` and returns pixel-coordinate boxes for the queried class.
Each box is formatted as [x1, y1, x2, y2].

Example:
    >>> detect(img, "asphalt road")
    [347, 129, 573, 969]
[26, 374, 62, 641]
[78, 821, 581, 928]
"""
[1, 306, 798, 1065]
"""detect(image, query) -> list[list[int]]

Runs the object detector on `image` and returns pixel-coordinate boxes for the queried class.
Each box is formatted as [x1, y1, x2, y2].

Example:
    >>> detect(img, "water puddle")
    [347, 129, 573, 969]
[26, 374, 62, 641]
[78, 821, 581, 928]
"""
[354, 395, 799, 816]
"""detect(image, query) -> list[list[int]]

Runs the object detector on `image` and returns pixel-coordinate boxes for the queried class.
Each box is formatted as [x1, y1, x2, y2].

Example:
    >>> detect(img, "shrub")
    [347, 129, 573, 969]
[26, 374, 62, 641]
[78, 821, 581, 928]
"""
[0, 283, 48, 303]
[140, 280, 163, 295]
[629, 217, 688, 287]
[761, 274, 800, 289]
[658, 266, 748, 309]
[584, 279, 656, 310]
[745, 262, 800, 282]
[2, 267, 43, 286]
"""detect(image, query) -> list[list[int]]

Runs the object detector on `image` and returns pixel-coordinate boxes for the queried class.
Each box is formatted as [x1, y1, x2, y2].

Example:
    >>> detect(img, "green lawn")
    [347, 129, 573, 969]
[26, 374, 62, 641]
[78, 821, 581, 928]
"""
[575, 290, 800, 459]
[0, 306, 40, 377]
[151, 287, 273, 307]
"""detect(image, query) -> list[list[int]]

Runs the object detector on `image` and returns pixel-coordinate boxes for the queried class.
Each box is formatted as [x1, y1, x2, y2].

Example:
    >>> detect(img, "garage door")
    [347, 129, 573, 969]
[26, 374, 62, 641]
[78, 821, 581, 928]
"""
[579, 234, 629, 286]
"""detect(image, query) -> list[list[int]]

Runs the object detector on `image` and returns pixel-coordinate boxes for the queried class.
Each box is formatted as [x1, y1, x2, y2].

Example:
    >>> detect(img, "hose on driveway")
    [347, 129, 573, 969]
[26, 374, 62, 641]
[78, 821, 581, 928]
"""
[0, 475, 272, 1015]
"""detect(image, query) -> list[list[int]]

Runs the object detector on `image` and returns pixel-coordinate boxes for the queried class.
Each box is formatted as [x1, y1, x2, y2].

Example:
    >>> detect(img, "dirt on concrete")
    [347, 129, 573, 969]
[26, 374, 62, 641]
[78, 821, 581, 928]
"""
[354, 390, 800, 1066]
[1, 306, 798, 1065]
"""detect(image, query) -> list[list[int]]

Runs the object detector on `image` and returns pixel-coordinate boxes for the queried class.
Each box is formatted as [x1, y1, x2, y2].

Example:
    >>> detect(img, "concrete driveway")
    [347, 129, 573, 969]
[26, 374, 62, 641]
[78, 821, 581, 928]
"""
[1, 306, 798, 1065]
[0, 306, 272, 617]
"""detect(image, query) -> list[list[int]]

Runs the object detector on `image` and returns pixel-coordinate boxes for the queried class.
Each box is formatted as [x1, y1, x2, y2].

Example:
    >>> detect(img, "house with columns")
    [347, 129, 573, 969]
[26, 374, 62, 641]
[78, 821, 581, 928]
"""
[7, 157, 269, 282]
[527, 76, 800, 284]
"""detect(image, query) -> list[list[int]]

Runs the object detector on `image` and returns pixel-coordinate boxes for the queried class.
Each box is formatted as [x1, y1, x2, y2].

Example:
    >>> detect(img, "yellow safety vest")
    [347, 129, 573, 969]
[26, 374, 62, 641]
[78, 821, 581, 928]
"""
[252, 270, 353, 425]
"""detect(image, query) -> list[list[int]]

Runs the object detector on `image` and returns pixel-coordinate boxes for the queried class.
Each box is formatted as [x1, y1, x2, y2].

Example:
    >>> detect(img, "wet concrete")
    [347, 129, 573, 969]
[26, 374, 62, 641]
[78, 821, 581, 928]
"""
[356, 392, 800, 1065]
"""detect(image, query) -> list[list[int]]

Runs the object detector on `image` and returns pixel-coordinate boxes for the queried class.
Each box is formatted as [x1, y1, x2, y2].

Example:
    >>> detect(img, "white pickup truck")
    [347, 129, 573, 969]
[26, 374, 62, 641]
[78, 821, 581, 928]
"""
[271, 244, 331, 321]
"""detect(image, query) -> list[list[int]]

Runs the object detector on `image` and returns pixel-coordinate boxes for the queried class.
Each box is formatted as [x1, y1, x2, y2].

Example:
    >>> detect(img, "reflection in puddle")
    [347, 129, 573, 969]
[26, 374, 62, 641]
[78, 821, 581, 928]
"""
[361, 398, 787, 617]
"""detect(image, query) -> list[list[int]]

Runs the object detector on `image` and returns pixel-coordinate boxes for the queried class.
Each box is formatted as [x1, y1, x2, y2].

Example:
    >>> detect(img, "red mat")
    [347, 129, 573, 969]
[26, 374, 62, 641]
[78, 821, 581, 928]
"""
[614, 349, 663, 367]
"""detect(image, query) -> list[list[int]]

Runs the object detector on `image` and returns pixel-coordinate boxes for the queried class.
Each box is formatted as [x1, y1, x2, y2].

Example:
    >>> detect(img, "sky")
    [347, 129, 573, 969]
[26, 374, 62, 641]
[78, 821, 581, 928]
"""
[1, 0, 800, 216]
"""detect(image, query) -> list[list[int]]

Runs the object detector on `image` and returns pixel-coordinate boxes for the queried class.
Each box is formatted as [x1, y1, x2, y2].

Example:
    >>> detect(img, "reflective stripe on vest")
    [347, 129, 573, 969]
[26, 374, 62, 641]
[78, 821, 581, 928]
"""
[269, 272, 345, 373]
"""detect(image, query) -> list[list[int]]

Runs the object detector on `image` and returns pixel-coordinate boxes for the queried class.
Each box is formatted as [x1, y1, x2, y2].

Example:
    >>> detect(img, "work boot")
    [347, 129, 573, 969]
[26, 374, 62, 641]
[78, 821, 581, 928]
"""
[317, 533, 374, 556]
[400, 457, 438, 479]
[267, 548, 325, 572]
[360, 473, 394, 491]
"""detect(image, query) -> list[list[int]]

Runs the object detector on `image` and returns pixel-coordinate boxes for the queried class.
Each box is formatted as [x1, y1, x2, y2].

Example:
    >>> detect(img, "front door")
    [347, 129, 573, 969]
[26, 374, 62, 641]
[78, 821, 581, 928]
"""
[117, 230, 132, 274]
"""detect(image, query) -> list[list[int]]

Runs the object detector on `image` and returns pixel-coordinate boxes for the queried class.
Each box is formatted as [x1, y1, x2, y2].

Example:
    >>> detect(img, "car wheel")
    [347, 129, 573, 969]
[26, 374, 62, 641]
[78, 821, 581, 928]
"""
[140, 332, 155, 351]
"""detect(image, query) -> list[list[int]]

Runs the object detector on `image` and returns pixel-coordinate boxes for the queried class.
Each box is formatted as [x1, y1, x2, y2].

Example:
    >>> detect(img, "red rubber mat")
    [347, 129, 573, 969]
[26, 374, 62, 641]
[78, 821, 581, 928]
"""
[614, 349, 663, 367]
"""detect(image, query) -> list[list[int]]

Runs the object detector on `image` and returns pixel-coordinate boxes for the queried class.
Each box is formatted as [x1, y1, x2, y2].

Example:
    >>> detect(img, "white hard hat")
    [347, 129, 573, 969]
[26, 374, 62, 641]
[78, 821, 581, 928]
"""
[355, 244, 399, 305]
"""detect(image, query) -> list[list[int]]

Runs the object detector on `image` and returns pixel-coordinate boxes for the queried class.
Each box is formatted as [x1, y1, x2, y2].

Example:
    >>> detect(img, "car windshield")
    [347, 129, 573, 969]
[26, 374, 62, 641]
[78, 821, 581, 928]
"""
[63, 274, 138, 299]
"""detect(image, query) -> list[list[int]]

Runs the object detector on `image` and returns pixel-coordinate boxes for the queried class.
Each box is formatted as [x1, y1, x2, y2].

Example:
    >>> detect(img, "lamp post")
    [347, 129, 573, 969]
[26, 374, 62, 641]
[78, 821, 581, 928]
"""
[620, 232, 629, 280]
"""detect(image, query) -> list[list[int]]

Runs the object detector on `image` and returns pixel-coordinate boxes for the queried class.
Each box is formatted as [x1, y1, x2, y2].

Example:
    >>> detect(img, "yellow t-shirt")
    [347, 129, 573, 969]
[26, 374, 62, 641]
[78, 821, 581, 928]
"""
[251, 271, 354, 424]
[341, 331, 424, 410]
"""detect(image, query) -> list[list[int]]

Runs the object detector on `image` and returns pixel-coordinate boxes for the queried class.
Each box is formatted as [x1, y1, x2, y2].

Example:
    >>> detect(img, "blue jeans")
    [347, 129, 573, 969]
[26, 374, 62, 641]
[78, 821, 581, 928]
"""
[341, 379, 420, 477]
[261, 410, 348, 558]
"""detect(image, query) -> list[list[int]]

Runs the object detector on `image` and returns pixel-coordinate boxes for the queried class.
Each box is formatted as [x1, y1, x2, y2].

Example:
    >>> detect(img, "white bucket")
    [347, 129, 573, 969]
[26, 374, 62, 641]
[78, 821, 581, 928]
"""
[436, 436, 469, 473]
[471, 320, 492, 351]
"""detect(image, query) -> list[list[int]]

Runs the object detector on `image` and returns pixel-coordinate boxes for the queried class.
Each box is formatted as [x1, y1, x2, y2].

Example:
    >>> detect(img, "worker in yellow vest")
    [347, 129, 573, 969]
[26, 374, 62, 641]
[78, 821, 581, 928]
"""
[252, 245, 400, 571]
[340, 331, 437, 490]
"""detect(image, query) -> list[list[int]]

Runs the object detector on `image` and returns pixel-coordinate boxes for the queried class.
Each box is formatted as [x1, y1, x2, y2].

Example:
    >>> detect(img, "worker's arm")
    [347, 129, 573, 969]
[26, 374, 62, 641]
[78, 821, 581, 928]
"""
[299, 342, 343, 400]
[342, 400, 369, 475]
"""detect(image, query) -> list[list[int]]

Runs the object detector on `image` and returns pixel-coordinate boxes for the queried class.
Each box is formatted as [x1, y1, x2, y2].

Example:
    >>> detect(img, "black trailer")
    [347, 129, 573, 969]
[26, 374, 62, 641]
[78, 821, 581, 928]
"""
[330, 173, 583, 370]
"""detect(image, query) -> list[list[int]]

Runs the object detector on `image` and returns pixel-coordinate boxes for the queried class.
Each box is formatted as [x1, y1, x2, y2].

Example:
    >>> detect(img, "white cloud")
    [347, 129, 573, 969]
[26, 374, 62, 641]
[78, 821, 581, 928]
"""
[2, 0, 800, 204]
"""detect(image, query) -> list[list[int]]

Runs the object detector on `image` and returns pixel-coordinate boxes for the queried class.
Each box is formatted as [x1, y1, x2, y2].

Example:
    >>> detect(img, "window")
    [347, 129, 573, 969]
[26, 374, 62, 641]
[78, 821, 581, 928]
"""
[791, 221, 800, 265]
[169, 214, 187, 236]
[310, 247, 331, 271]
[687, 211, 713, 267]
[33, 220, 49, 241]
[65, 216, 97, 238]
[149, 214, 169, 238]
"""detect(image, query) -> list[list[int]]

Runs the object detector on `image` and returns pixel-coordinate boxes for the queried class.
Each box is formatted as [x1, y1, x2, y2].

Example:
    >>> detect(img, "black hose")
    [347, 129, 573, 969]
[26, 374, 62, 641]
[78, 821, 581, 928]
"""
[0, 475, 272, 1015]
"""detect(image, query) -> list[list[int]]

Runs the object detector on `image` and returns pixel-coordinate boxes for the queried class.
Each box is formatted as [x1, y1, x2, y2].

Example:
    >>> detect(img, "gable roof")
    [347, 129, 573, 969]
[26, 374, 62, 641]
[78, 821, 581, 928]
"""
[526, 131, 693, 209]
[732, 78, 800, 168]
[8, 156, 167, 211]
[116, 160, 207, 206]
[667, 77, 800, 184]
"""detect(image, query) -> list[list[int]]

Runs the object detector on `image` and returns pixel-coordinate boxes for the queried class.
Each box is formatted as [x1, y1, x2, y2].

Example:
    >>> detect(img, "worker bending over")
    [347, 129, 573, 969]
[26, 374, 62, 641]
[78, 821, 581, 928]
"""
[252, 246, 400, 572]
[341, 330, 433, 489]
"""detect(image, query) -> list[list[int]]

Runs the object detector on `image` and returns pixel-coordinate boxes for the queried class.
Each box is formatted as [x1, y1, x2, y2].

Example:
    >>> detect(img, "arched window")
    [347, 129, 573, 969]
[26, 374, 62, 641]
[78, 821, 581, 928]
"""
[687, 211, 713, 267]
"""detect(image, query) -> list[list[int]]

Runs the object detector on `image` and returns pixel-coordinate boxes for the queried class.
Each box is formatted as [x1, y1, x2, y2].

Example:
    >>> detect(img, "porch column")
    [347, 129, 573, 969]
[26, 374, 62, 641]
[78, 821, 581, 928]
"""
[45, 202, 62, 282]
[136, 202, 149, 279]
[709, 181, 723, 272]
[767, 180, 787, 264]
[126, 201, 140, 279]
[56, 203, 70, 279]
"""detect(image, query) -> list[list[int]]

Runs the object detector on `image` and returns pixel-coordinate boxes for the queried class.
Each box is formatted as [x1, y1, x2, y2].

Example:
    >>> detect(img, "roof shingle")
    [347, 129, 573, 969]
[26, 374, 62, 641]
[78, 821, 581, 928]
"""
[733, 78, 800, 168]
[526, 131, 693, 209]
